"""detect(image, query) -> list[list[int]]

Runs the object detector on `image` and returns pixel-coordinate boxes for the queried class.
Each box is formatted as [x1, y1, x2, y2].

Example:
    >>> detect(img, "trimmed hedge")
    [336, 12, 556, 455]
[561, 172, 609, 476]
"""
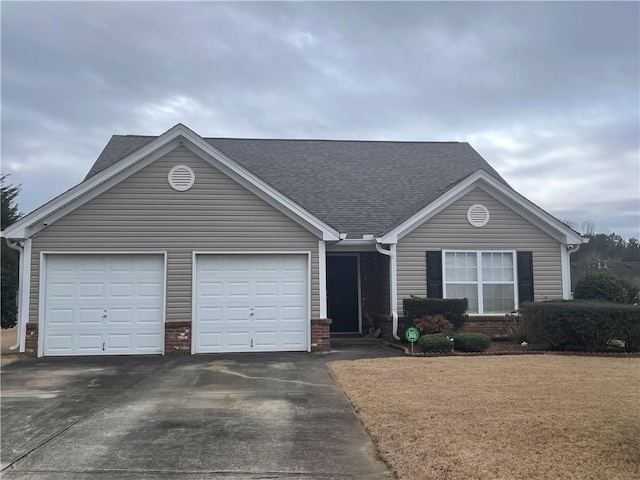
[520, 300, 640, 352]
[453, 333, 491, 352]
[403, 296, 468, 329]
[418, 333, 454, 353]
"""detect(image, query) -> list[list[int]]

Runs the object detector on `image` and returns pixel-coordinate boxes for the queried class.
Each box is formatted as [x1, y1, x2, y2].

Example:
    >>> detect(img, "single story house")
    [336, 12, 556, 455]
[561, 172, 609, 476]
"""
[2, 124, 586, 356]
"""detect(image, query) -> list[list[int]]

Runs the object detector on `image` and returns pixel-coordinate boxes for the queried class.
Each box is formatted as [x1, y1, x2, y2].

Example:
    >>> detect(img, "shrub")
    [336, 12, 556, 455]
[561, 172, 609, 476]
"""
[453, 333, 491, 352]
[418, 333, 454, 353]
[403, 297, 468, 329]
[520, 300, 640, 352]
[505, 311, 526, 342]
[619, 278, 640, 304]
[574, 270, 635, 304]
[413, 314, 454, 335]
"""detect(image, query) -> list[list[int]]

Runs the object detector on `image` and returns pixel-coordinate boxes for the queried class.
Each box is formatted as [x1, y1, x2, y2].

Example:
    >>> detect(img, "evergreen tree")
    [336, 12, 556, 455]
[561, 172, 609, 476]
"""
[1, 174, 23, 328]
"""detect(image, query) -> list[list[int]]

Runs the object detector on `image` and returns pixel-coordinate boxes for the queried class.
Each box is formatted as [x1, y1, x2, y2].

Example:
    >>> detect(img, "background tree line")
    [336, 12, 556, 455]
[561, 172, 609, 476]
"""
[565, 220, 639, 263]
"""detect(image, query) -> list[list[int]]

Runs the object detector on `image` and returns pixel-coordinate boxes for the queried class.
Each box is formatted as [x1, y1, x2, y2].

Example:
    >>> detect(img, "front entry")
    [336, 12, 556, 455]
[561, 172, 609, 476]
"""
[327, 255, 360, 333]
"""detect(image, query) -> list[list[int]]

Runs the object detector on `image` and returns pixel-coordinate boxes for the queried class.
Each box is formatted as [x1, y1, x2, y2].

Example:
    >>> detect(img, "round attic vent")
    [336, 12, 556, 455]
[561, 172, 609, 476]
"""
[168, 165, 195, 191]
[467, 204, 490, 227]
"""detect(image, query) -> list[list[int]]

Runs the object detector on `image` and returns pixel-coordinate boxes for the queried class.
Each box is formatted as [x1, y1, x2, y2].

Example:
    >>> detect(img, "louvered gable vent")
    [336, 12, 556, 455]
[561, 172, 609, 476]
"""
[467, 204, 490, 227]
[168, 165, 195, 191]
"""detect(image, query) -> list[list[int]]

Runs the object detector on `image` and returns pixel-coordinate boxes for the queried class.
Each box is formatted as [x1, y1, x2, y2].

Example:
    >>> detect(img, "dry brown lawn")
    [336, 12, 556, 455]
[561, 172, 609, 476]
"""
[329, 355, 640, 480]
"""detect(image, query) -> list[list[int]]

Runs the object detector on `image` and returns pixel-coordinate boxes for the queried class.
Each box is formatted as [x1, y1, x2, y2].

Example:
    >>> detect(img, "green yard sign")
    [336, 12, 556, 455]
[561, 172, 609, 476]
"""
[405, 327, 420, 343]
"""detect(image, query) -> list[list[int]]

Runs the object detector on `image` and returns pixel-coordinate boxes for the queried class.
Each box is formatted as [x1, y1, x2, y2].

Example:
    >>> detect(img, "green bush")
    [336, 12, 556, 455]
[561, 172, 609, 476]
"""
[574, 270, 636, 304]
[413, 314, 454, 335]
[403, 297, 468, 329]
[520, 300, 640, 352]
[418, 333, 454, 353]
[453, 333, 491, 352]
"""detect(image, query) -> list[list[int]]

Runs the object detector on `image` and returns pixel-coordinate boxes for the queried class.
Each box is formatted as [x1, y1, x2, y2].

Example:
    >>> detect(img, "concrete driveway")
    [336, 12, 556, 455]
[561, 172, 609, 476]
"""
[1, 353, 394, 479]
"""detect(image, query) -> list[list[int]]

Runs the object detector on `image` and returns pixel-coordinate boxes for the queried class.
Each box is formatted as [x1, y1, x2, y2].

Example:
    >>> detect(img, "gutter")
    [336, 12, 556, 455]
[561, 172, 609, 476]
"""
[375, 241, 401, 341]
[5, 239, 24, 351]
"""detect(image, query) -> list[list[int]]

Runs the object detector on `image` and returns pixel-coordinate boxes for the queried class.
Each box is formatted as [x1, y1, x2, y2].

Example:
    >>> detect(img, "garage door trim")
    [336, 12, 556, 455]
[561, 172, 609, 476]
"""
[192, 251, 312, 354]
[38, 251, 168, 357]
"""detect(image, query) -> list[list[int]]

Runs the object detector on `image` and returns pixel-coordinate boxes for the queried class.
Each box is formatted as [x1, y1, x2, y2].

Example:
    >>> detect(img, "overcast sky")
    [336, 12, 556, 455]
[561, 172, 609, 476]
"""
[2, 1, 639, 239]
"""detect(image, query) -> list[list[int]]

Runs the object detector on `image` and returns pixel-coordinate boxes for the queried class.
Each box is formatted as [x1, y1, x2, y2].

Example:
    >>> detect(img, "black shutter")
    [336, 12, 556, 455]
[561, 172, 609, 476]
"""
[426, 251, 443, 298]
[517, 251, 534, 304]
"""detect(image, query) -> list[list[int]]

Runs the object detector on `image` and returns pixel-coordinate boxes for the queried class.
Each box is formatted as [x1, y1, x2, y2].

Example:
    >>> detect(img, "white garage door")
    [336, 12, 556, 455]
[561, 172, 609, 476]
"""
[43, 254, 165, 356]
[195, 254, 308, 353]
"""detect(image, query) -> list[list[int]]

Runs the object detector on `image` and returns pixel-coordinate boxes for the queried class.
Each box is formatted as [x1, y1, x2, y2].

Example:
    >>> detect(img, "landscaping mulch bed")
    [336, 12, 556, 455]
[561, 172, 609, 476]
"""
[394, 339, 640, 357]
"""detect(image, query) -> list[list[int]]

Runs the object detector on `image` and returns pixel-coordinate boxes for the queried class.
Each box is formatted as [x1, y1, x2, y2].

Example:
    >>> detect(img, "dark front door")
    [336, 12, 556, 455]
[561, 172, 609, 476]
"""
[327, 255, 360, 333]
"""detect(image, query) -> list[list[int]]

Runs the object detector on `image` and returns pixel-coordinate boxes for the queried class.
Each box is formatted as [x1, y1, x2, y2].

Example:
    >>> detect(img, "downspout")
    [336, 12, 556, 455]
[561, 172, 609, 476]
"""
[564, 243, 583, 299]
[376, 242, 401, 340]
[5, 239, 24, 351]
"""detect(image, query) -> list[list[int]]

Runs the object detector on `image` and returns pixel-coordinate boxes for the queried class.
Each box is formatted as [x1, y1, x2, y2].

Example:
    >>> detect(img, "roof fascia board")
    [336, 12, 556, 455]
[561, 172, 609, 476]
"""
[2, 136, 183, 239]
[381, 170, 584, 245]
[178, 130, 339, 241]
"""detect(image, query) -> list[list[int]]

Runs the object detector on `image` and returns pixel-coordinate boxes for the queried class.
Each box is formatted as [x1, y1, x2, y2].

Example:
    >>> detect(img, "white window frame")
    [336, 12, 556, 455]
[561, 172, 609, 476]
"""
[442, 250, 519, 315]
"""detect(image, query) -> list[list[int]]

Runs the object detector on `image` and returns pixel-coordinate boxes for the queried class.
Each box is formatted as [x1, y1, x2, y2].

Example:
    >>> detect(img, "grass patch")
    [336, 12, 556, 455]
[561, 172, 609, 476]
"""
[329, 355, 639, 480]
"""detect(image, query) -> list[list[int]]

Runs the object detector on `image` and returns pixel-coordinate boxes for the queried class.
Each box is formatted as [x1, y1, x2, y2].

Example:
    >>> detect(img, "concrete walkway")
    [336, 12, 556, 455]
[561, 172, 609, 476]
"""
[1, 352, 395, 479]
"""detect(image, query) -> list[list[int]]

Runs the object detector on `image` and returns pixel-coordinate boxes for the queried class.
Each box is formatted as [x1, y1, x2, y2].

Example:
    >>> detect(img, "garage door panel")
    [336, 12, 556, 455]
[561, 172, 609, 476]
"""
[137, 333, 163, 349]
[108, 283, 133, 298]
[81, 257, 104, 271]
[109, 258, 135, 272]
[78, 309, 103, 325]
[228, 258, 251, 271]
[227, 306, 251, 321]
[80, 283, 104, 297]
[48, 309, 74, 326]
[227, 331, 251, 349]
[47, 335, 74, 352]
[139, 282, 163, 298]
[198, 332, 223, 350]
[107, 334, 132, 349]
[228, 282, 251, 296]
[50, 283, 75, 298]
[44, 254, 164, 356]
[255, 257, 278, 271]
[281, 306, 304, 321]
[138, 308, 163, 323]
[254, 306, 277, 321]
[282, 281, 304, 296]
[107, 309, 132, 323]
[77, 334, 102, 352]
[255, 282, 278, 296]
[201, 282, 223, 297]
[195, 254, 308, 353]
[281, 330, 305, 347]
[254, 331, 277, 348]
[199, 307, 223, 323]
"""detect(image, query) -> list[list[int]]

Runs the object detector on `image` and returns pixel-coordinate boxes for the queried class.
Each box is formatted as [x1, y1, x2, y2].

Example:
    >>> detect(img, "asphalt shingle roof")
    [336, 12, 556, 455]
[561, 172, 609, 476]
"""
[86, 135, 508, 237]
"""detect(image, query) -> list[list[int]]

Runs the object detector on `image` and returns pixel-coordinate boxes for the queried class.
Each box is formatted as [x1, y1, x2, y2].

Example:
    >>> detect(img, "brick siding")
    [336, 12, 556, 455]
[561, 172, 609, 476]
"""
[164, 321, 192, 354]
[311, 318, 332, 352]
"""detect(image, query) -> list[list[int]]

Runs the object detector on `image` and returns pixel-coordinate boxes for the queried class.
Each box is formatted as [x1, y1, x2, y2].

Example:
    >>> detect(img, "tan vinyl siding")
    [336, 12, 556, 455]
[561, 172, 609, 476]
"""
[30, 146, 320, 324]
[396, 187, 563, 314]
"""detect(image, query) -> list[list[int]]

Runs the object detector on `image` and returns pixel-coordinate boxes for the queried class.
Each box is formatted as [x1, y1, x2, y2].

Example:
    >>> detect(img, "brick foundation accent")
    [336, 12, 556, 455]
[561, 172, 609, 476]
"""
[25, 323, 38, 356]
[311, 318, 332, 352]
[164, 321, 192, 354]
[458, 315, 510, 339]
